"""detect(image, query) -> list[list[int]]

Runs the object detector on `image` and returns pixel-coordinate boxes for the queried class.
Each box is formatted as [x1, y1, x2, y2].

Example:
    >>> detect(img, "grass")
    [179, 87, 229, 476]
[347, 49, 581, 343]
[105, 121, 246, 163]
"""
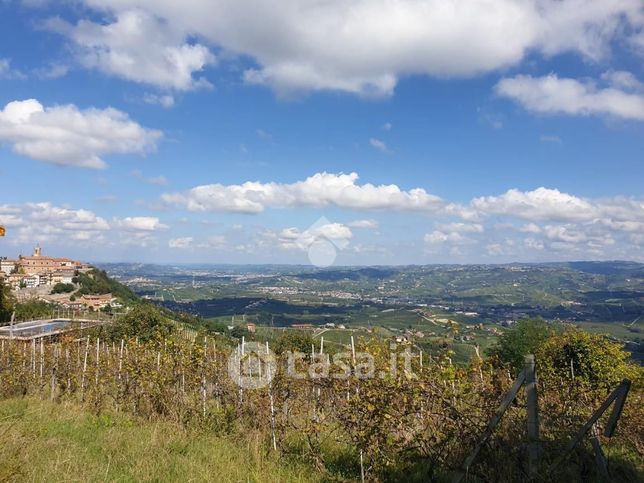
[578, 321, 643, 341]
[0, 398, 318, 483]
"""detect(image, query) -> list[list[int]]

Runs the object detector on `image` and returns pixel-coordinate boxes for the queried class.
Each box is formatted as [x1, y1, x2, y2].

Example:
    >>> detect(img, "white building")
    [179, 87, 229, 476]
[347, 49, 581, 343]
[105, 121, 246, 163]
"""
[0, 259, 17, 276]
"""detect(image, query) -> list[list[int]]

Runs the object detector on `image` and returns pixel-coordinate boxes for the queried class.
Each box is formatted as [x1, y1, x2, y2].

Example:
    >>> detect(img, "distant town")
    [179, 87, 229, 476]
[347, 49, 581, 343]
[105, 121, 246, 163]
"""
[0, 245, 120, 312]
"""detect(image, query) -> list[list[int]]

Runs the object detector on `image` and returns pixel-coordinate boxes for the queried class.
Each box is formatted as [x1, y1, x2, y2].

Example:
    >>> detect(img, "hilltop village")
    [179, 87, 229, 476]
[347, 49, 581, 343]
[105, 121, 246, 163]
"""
[0, 245, 121, 312]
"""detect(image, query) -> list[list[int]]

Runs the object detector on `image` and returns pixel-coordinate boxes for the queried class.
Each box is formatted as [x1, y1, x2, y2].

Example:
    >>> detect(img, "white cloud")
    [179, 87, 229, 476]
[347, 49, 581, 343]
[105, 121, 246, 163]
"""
[46, 9, 214, 90]
[142, 93, 175, 108]
[54, 0, 644, 96]
[256, 129, 273, 142]
[472, 187, 598, 222]
[496, 73, 644, 121]
[435, 222, 484, 233]
[162, 172, 446, 214]
[524, 237, 545, 250]
[0, 99, 162, 169]
[424, 231, 464, 244]
[115, 216, 168, 231]
[0, 58, 26, 79]
[168, 236, 193, 248]
[348, 219, 379, 229]
[601, 70, 644, 91]
[279, 222, 352, 251]
[540, 135, 562, 144]
[0, 202, 110, 246]
[486, 243, 504, 256]
[27, 202, 110, 231]
[519, 223, 542, 234]
[382, 122, 392, 131]
[369, 138, 390, 153]
[35, 63, 70, 79]
[130, 169, 168, 185]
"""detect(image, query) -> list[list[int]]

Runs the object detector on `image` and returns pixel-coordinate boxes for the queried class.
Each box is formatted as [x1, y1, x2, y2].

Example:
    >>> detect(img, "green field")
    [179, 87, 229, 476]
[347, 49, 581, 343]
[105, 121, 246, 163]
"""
[0, 398, 316, 482]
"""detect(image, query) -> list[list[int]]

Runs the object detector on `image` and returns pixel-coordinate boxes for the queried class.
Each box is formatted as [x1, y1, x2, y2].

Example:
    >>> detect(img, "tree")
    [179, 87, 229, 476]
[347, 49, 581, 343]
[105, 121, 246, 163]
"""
[204, 319, 228, 334]
[109, 304, 174, 342]
[0, 279, 12, 322]
[51, 282, 75, 294]
[13, 300, 52, 321]
[487, 318, 558, 373]
[273, 331, 313, 354]
[535, 328, 639, 390]
[230, 326, 250, 340]
[74, 269, 137, 302]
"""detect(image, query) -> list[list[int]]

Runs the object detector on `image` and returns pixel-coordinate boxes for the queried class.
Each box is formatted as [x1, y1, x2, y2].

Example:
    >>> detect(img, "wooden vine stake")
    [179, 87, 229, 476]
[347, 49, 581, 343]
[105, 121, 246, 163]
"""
[453, 354, 539, 483]
[80, 336, 90, 401]
[548, 378, 631, 478]
[266, 341, 277, 451]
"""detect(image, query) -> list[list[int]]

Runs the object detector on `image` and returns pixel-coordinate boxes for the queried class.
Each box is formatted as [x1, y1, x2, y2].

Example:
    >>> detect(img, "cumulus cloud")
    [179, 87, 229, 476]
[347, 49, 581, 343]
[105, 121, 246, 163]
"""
[162, 172, 446, 214]
[115, 216, 168, 231]
[256, 129, 273, 142]
[168, 236, 193, 248]
[279, 222, 352, 251]
[496, 73, 644, 121]
[472, 187, 598, 222]
[45, 10, 214, 90]
[369, 138, 390, 153]
[142, 93, 175, 108]
[159, 172, 644, 260]
[130, 169, 168, 186]
[0, 99, 162, 168]
[540, 135, 562, 144]
[0, 58, 26, 79]
[424, 231, 466, 244]
[0, 202, 176, 250]
[435, 222, 484, 233]
[40, 0, 644, 96]
[348, 219, 379, 229]
[0, 202, 110, 246]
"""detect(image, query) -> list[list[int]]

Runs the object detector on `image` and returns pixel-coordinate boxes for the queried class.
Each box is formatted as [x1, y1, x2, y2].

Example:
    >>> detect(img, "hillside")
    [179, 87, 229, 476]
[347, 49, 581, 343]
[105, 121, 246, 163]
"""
[0, 398, 316, 482]
[74, 268, 138, 303]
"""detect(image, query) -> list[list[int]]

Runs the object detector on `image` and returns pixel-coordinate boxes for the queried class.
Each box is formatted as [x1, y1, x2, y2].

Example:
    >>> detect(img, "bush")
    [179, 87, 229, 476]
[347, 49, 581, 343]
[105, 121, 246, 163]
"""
[272, 331, 313, 354]
[74, 269, 137, 303]
[51, 283, 75, 294]
[487, 318, 558, 373]
[13, 300, 52, 321]
[0, 280, 13, 322]
[535, 328, 639, 390]
[108, 304, 174, 342]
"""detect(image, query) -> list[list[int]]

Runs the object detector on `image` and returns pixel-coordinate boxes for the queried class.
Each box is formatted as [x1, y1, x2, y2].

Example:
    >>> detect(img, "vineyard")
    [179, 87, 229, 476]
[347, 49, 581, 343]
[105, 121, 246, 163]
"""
[0, 328, 642, 482]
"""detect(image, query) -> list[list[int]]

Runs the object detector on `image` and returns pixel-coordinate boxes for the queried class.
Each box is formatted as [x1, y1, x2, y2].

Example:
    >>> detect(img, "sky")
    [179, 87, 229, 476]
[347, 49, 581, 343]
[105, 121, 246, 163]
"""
[0, 0, 643, 266]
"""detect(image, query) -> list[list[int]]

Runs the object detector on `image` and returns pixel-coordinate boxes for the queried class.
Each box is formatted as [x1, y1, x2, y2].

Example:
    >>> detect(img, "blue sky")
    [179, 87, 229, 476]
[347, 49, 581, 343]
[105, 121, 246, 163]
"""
[0, 0, 643, 265]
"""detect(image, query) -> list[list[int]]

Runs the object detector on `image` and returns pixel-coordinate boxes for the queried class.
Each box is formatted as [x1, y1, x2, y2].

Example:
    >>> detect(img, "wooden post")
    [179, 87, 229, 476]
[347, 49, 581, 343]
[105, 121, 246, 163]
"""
[80, 336, 90, 401]
[201, 336, 207, 417]
[266, 341, 277, 451]
[39, 338, 44, 382]
[118, 339, 124, 382]
[95, 337, 100, 385]
[525, 355, 540, 476]
[31, 339, 36, 375]
[548, 379, 631, 475]
[50, 344, 58, 401]
[590, 425, 609, 481]
[453, 369, 526, 483]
